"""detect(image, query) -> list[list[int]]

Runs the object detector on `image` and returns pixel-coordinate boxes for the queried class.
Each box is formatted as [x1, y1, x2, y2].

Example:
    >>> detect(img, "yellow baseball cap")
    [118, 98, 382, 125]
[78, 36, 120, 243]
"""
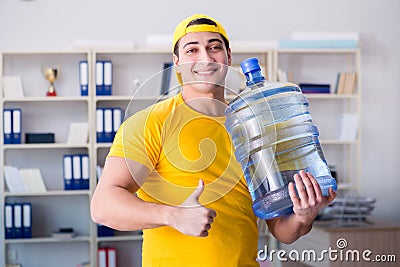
[172, 14, 230, 85]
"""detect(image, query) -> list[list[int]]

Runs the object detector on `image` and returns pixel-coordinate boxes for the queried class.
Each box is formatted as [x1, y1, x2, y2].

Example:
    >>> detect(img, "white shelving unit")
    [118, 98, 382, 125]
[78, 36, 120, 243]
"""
[0, 51, 93, 267]
[1, 47, 360, 266]
[274, 48, 361, 191]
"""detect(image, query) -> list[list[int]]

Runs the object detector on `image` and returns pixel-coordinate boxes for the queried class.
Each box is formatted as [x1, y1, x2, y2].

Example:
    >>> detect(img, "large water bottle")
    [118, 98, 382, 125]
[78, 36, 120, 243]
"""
[225, 58, 337, 219]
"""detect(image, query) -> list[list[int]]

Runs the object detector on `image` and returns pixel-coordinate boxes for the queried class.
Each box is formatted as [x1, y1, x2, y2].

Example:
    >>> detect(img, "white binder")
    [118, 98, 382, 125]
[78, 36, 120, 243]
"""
[63, 155, 73, 190]
[3, 109, 12, 144]
[22, 203, 32, 238]
[96, 108, 104, 142]
[81, 155, 90, 189]
[12, 109, 22, 143]
[107, 248, 117, 267]
[79, 61, 89, 95]
[98, 248, 107, 267]
[104, 108, 113, 142]
[13, 203, 23, 238]
[96, 61, 104, 95]
[5, 204, 13, 238]
[103, 61, 113, 95]
[113, 108, 122, 133]
[72, 155, 82, 190]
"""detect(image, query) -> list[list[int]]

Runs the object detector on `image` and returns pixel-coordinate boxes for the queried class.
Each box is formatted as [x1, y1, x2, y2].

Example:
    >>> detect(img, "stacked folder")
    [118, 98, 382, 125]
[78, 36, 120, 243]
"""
[96, 108, 123, 143]
[98, 247, 117, 267]
[96, 60, 113, 95]
[79, 60, 89, 96]
[63, 154, 90, 190]
[4, 202, 32, 239]
[3, 108, 22, 144]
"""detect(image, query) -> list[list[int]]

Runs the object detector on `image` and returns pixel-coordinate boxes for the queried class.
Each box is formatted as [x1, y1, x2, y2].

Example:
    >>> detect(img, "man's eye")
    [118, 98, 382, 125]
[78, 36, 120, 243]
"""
[186, 48, 197, 54]
[210, 45, 223, 51]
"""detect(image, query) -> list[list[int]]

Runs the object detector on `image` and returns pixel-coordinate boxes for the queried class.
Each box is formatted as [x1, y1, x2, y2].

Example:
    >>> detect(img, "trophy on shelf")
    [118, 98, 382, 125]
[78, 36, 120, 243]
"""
[41, 66, 61, 97]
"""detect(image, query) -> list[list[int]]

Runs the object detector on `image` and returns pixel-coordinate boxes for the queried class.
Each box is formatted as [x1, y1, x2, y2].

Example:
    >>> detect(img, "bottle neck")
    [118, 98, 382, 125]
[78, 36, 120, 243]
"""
[245, 69, 265, 88]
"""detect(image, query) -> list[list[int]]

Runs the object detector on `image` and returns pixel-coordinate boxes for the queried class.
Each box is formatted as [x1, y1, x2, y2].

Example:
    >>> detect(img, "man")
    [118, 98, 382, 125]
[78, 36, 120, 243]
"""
[91, 14, 336, 266]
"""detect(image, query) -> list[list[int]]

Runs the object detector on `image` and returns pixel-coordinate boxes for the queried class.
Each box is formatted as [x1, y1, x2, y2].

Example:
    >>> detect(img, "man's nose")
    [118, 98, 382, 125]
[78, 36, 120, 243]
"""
[197, 49, 214, 62]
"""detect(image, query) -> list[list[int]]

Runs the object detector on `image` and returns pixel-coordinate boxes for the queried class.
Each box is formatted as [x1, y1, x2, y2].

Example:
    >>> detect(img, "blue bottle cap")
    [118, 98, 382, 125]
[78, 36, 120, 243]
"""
[240, 57, 261, 74]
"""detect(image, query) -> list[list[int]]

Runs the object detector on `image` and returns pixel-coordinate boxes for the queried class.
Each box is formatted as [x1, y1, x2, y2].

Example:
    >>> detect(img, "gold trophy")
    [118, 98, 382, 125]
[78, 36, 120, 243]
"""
[42, 66, 61, 96]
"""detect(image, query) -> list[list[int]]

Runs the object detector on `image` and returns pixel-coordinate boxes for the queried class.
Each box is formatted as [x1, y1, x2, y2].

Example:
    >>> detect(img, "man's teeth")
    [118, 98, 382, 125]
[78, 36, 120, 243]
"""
[196, 70, 214, 74]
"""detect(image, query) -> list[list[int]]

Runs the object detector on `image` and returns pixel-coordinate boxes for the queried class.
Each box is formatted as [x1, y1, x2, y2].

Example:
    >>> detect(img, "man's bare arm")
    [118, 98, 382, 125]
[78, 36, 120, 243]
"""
[90, 156, 216, 236]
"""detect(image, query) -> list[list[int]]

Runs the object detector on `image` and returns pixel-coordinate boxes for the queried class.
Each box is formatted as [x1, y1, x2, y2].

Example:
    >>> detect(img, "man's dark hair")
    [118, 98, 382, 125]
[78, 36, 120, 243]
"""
[173, 17, 230, 57]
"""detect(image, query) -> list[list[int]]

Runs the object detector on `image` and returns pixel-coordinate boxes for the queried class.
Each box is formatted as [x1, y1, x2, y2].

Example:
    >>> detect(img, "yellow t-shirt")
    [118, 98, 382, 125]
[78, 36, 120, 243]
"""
[108, 93, 259, 266]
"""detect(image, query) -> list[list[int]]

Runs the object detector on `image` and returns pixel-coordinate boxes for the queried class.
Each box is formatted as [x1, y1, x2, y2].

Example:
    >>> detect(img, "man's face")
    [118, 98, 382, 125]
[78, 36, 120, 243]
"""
[174, 31, 231, 93]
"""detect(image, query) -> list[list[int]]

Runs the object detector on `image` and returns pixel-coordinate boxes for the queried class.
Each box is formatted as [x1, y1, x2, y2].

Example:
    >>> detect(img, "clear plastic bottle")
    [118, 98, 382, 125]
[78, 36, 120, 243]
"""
[225, 57, 337, 219]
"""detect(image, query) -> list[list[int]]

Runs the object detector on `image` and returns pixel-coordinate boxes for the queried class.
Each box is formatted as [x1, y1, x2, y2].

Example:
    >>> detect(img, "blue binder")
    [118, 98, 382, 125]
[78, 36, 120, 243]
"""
[103, 61, 113, 95]
[112, 108, 123, 141]
[96, 108, 105, 142]
[103, 108, 113, 143]
[22, 202, 32, 238]
[97, 224, 114, 237]
[79, 60, 89, 96]
[13, 203, 23, 238]
[3, 109, 13, 144]
[12, 109, 22, 144]
[96, 61, 104, 95]
[63, 155, 73, 190]
[81, 154, 90, 190]
[160, 62, 173, 95]
[72, 155, 82, 190]
[5, 203, 14, 239]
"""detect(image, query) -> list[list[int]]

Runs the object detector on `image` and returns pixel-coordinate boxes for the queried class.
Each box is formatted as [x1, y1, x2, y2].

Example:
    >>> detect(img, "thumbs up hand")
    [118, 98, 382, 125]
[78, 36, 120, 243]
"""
[169, 180, 217, 237]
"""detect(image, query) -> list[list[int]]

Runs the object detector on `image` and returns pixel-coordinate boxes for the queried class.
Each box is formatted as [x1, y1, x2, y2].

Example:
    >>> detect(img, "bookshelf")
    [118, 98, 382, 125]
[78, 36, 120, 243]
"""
[0, 51, 93, 267]
[275, 48, 361, 191]
[1, 47, 360, 266]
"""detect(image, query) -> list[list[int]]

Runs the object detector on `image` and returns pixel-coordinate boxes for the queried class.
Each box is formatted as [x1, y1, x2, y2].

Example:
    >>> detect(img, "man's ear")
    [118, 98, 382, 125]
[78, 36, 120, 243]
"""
[173, 54, 181, 73]
[227, 48, 232, 66]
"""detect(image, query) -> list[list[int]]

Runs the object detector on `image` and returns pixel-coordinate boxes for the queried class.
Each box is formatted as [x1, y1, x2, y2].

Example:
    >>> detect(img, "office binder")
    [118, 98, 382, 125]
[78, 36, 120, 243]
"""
[13, 203, 23, 238]
[160, 62, 173, 95]
[112, 108, 122, 140]
[12, 109, 22, 144]
[103, 60, 113, 95]
[22, 202, 32, 238]
[98, 224, 114, 237]
[96, 108, 104, 142]
[5, 204, 14, 239]
[81, 154, 90, 190]
[96, 61, 104, 95]
[103, 108, 113, 142]
[79, 60, 89, 96]
[98, 248, 107, 267]
[63, 155, 73, 190]
[72, 155, 82, 190]
[3, 109, 12, 144]
[107, 247, 117, 267]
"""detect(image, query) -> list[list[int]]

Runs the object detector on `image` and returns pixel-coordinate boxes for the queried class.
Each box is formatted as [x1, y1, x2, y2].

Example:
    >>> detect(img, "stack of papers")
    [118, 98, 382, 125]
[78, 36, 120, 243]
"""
[319, 196, 376, 220]
[4, 166, 47, 193]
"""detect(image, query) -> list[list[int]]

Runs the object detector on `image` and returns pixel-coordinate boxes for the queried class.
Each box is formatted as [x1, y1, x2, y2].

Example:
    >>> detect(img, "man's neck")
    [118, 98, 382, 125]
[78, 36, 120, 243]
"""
[181, 87, 227, 117]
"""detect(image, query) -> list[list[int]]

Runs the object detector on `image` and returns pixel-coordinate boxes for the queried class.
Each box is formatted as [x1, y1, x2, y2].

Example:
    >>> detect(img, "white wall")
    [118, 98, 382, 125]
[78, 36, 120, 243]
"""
[1, 0, 399, 223]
